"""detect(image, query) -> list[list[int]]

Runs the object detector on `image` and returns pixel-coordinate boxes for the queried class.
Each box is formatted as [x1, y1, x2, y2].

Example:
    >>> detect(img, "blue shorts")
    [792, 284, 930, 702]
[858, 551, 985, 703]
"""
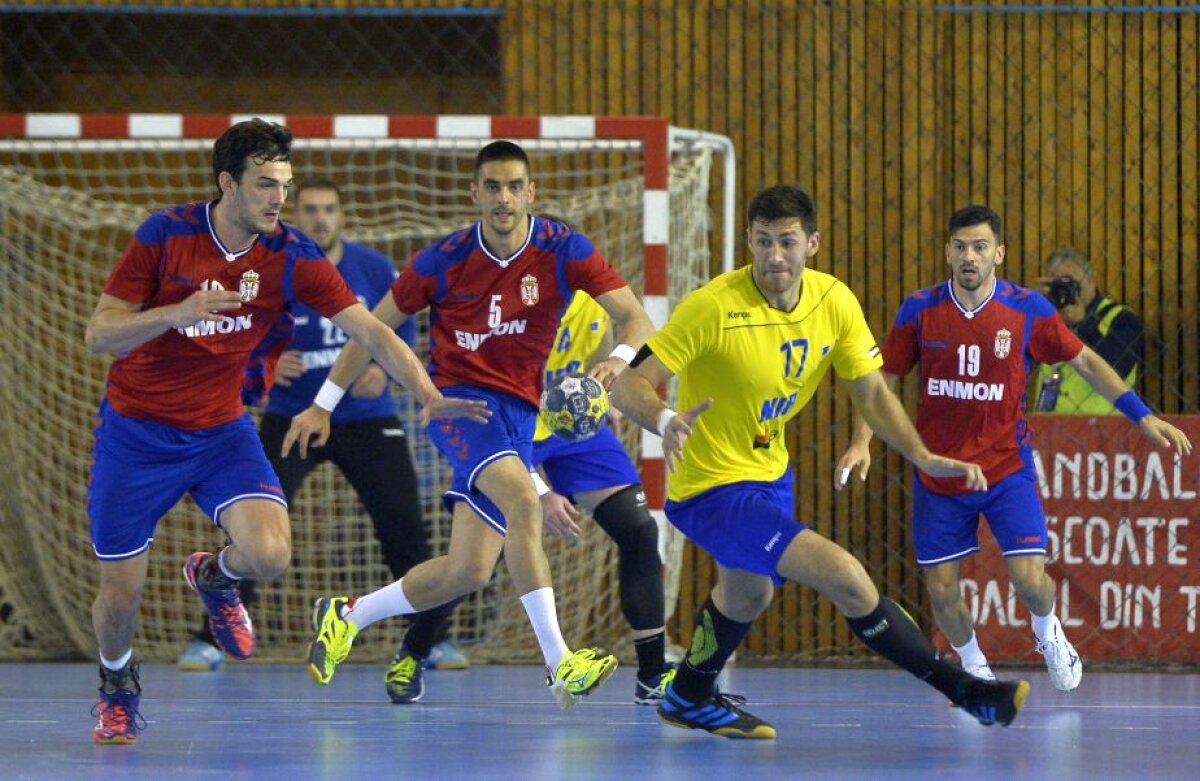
[664, 469, 802, 586]
[88, 398, 286, 561]
[532, 425, 641, 497]
[911, 465, 1047, 566]
[426, 386, 534, 535]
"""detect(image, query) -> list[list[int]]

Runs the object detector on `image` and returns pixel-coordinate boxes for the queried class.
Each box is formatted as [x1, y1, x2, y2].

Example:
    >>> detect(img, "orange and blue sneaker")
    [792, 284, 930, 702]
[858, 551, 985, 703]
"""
[92, 661, 145, 745]
[657, 681, 776, 739]
[183, 551, 255, 660]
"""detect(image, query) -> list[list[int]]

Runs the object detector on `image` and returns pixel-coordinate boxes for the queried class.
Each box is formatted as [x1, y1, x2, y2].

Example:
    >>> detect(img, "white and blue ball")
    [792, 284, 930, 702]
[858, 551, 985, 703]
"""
[539, 372, 609, 442]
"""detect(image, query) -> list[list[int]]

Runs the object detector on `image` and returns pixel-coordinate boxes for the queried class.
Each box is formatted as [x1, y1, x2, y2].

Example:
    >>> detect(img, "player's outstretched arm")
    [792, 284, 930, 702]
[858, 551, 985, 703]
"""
[85, 290, 243, 355]
[332, 300, 489, 422]
[845, 370, 987, 491]
[834, 371, 900, 490]
[328, 297, 415, 397]
[1068, 346, 1193, 454]
[589, 286, 657, 388]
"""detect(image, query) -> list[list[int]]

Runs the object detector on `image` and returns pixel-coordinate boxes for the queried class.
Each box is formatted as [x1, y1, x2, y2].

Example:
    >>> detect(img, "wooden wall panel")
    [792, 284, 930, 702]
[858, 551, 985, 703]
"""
[8, 0, 1198, 661]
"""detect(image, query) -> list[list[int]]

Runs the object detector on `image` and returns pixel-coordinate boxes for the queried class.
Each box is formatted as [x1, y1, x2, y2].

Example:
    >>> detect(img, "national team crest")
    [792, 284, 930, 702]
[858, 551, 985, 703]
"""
[520, 274, 539, 306]
[994, 328, 1012, 359]
[239, 269, 260, 303]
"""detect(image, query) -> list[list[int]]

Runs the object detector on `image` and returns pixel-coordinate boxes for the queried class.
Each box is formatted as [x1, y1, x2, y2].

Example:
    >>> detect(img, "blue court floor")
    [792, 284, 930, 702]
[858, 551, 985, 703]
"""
[2, 661, 1198, 780]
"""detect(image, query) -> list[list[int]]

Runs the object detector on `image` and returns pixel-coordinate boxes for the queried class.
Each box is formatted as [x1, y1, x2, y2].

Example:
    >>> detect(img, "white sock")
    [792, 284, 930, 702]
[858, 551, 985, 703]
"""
[1031, 610, 1058, 641]
[343, 578, 416, 631]
[100, 649, 132, 671]
[952, 632, 988, 668]
[217, 548, 241, 581]
[520, 587, 570, 669]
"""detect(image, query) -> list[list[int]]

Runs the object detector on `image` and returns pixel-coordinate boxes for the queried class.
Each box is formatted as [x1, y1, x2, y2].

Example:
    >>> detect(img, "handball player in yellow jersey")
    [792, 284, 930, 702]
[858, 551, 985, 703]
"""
[611, 185, 1030, 739]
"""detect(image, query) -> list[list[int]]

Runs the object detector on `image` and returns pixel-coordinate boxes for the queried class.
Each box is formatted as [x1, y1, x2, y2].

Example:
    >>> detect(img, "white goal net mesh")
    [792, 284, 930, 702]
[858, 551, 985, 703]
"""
[0, 137, 713, 664]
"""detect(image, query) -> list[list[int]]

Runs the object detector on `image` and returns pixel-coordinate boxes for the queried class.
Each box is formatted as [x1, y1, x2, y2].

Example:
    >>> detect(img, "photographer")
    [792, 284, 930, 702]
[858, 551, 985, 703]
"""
[1034, 247, 1144, 414]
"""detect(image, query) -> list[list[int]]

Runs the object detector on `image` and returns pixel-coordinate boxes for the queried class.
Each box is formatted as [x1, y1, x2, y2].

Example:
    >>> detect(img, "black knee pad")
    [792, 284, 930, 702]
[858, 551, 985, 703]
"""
[593, 485, 665, 630]
[592, 484, 662, 577]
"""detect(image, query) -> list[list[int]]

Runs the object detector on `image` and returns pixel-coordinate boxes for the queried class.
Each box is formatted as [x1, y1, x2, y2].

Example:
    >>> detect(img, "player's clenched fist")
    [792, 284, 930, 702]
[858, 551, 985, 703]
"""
[170, 289, 243, 327]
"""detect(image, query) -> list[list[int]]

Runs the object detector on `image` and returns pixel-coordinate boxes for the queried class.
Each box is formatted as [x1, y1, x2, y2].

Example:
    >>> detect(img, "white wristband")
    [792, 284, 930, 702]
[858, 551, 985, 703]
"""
[657, 408, 678, 437]
[313, 379, 346, 412]
[608, 343, 637, 364]
[530, 471, 552, 497]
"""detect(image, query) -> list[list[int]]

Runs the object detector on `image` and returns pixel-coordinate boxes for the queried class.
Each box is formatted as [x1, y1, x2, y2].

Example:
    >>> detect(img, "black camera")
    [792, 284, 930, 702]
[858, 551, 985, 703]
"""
[1048, 277, 1081, 308]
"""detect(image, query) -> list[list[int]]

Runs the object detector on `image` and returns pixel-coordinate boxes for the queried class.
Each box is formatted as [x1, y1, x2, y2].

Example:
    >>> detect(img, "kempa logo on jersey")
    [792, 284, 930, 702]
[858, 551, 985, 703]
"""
[926, 377, 1005, 400]
[454, 319, 529, 351]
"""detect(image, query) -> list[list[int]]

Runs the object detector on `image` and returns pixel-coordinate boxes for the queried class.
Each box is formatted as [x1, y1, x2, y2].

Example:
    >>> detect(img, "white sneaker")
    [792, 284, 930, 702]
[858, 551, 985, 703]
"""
[963, 662, 996, 681]
[1035, 619, 1082, 692]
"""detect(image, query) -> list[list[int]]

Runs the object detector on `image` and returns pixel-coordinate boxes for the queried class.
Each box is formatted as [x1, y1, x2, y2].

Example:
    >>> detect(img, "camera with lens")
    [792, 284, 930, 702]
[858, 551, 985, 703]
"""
[1048, 277, 1081, 308]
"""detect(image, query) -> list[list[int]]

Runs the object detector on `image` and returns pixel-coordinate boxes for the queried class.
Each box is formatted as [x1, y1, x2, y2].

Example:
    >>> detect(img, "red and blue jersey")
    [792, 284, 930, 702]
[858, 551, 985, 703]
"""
[391, 216, 627, 408]
[882, 279, 1084, 494]
[102, 201, 357, 430]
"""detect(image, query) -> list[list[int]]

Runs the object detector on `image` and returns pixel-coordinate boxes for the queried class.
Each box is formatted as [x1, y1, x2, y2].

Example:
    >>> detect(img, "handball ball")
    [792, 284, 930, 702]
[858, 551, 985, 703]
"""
[539, 372, 610, 442]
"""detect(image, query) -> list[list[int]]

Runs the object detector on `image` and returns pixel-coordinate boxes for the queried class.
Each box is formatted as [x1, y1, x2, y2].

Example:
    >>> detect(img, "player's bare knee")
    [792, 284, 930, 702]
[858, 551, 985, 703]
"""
[824, 555, 878, 615]
[718, 581, 773, 618]
[96, 581, 143, 616]
[445, 558, 494, 594]
[239, 535, 291, 580]
[1012, 572, 1054, 611]
[925, 577, 962, 611]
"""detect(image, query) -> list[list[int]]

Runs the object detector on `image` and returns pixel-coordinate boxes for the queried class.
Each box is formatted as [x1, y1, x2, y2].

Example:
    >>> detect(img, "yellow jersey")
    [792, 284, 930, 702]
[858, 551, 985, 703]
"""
[534, 291, 610, 441]
[648, 266, 883, 501]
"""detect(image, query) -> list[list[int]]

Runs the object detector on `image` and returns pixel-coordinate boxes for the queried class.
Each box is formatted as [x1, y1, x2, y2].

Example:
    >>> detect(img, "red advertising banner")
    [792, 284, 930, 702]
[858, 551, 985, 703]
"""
[952, 415, 1200, 665]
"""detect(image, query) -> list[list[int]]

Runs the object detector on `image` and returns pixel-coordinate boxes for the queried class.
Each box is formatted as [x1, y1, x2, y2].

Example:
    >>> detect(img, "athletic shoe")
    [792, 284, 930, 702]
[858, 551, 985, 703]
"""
[177, 639, 224, 672]
[656, 681, 775, 739]
[1035, 618, 1083, 692]
[545, 647, 619, 709]
[955, 676, 1030, 726]
[182, 551, 255, 660]
[634, 663, 677, 705]
[426, 639, 469, 670]
[384, 650, 426, 704]
[307, 596, 359, 685]
[963, 662, 997, 681]
[92, 662, 145, 745]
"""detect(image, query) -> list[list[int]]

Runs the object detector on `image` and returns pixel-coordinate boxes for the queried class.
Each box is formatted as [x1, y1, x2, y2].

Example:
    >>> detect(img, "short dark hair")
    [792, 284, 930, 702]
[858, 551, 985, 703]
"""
[747, 185, 817, 235]
[473, 140, 530, 178]
[948, 204, 1003, 244]
[296, 179, 343, 202]
[212, 118, 293, 192]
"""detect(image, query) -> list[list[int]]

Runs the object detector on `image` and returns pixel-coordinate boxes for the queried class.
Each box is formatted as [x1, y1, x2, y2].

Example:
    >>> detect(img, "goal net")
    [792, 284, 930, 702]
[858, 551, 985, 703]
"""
[0, 115, 717, 664]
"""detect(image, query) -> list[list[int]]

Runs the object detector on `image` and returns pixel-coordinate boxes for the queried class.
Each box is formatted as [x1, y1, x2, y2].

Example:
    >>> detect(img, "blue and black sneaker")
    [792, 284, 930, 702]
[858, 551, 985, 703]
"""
[955, 676, 1030, 726]
[384, 649, 426, 704]
[634, 663, 677, 705]
[656, 681, 775, 739]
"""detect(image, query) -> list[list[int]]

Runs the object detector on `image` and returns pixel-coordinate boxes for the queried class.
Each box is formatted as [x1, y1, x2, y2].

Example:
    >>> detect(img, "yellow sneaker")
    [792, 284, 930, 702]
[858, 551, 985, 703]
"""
[307, 597, 359, 685]
[546, 647, 618, 709]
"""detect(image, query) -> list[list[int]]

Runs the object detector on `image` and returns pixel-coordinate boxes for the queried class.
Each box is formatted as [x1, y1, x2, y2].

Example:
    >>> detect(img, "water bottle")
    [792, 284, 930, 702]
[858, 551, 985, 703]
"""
[1037, 371, 1061, 412]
